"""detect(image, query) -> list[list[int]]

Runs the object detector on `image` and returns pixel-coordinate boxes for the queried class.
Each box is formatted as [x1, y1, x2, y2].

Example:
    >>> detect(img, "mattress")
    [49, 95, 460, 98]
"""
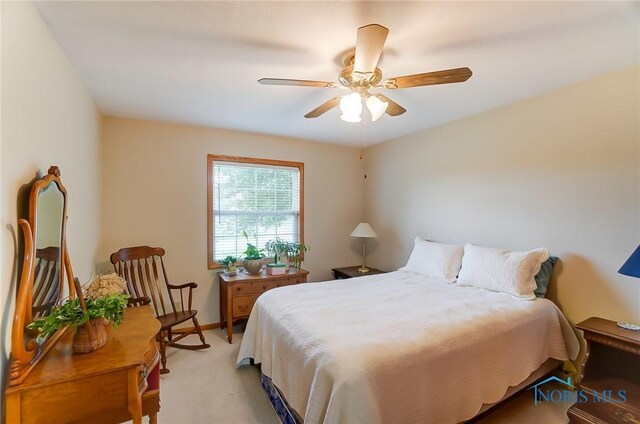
[237, 271, 579, 424]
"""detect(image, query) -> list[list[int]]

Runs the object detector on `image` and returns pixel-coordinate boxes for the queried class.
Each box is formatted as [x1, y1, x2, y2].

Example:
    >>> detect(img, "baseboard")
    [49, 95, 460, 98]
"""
[173, 322, 221, 334]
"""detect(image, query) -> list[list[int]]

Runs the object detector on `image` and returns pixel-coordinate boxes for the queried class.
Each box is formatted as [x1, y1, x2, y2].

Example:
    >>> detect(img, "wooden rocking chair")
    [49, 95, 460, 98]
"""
[33, 247, 62, 318]
[110, 246, 210, 374]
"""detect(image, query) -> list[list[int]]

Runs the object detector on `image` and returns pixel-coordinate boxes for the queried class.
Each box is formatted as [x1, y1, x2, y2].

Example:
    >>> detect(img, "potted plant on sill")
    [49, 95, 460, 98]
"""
[241, 230, 265, 275]
[27, 273, 129, 353]
[285, 241, 310, 270]
[265, 237, 290, 273]
[218, 255, 239, 276]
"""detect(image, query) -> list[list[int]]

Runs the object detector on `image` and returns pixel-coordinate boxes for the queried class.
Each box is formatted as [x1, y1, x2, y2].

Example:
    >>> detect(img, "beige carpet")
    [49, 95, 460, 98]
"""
[150, 327, 570, 424]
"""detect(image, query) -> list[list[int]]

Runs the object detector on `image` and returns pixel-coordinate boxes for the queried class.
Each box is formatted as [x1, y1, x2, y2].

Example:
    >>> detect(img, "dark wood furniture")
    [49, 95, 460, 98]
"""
[111, 245, 210, 374]
[568, 317, 640, 424]
[5, 305, 161, 424]
[32, 246, 61, 318]
[219, 268, 309, 343]
[332, 266, 386, 279]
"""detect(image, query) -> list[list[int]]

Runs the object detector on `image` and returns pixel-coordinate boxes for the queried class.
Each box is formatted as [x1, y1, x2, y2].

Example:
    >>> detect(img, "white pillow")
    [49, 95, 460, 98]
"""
[457, 244, 549, 300]
[399, 237, 464, 283]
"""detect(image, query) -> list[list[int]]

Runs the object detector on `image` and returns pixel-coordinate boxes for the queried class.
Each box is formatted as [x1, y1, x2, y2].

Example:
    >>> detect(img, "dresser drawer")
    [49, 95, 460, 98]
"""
[233, 296, 258, 317]
[278, 275, 307, 287]
[232, 281, 277, 296]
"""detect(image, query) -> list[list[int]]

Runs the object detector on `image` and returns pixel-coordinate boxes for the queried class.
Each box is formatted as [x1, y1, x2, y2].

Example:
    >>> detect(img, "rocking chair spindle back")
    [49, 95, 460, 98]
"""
[111, 246, 210, 374]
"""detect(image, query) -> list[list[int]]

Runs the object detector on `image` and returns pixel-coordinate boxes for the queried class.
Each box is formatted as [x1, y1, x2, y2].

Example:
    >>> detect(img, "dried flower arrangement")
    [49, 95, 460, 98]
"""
[84, 272, 127, 299]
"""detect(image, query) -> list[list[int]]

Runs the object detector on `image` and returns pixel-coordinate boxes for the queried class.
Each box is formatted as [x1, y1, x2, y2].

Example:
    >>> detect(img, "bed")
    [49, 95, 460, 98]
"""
[237, 271, 580, 423]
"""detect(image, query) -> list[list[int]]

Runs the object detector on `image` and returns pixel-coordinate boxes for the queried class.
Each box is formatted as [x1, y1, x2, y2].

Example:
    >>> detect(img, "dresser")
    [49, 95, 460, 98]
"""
[219, 268, 309, 343]
[567, 317, 640, 424]
[5, 306, 161, 424]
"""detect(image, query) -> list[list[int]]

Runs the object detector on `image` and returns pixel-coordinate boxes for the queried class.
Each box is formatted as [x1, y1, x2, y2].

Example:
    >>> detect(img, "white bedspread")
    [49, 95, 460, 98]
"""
[237, 271, 579, 424]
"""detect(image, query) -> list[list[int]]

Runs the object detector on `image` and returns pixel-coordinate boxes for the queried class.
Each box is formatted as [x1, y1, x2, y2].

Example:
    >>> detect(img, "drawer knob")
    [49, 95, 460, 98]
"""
[140, 364, 149, 380]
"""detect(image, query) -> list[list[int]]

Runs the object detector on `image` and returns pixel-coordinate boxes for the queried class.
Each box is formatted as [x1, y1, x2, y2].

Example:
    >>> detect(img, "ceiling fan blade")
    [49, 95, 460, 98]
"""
[353, 24, 389, 76]
[383, 67, 472, 89]
[258, 78, 338, 88]
[375, 94, 406, 116]
[304, 97, 341, 118]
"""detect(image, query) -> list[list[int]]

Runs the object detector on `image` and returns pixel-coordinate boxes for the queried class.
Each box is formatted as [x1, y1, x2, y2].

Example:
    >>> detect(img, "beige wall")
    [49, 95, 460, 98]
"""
[99, 117, 364, 325]
[365, 66, 640, 325]
[2, 1, 637, 396]
[1, 1, 101, 393]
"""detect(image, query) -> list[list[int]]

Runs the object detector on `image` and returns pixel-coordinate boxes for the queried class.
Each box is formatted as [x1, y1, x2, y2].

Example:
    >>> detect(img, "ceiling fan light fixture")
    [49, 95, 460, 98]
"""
[259, 23, 471, 121]
[340, 92, 362, 113]
[366, 95, 388, 121]
[339, 92, 363, 123]
[340, 113, 362, 123]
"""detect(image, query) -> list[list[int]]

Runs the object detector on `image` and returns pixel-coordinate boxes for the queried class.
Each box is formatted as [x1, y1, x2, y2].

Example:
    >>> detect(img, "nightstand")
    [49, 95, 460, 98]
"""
[567, 317, 640, 424]
[332, 266, 386, 279]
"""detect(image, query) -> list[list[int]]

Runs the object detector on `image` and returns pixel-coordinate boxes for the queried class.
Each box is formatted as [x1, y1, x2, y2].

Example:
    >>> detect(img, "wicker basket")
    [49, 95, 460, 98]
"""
[72, 318, 110, 354]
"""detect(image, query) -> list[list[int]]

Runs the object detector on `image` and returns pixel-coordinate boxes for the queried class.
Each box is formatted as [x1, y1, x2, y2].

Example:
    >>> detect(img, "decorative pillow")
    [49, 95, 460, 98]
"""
[457, 244, 550, 299]
[534, 256, 558, 298]
[399, 237, 464, 283]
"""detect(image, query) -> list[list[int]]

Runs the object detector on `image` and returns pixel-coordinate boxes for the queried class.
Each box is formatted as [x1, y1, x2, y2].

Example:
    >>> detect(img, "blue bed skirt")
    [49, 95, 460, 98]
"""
[261, 374, 302, 424]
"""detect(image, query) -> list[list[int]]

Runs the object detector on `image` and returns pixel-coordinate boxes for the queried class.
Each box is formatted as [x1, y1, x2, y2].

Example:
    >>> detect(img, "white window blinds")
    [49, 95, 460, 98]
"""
[212, 161, 301, 260]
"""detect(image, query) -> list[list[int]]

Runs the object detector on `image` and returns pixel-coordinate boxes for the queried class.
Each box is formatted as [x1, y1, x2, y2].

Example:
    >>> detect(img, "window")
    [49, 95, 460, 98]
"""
[207, 155, 304, 268]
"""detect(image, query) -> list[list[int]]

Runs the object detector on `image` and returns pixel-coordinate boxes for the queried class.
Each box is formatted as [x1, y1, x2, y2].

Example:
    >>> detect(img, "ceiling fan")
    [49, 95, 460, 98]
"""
[258, 23, 472, 123]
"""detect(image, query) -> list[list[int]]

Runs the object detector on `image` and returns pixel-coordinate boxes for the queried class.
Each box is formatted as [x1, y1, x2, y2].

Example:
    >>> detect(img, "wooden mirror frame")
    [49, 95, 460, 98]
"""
[8, 166, 77, 387]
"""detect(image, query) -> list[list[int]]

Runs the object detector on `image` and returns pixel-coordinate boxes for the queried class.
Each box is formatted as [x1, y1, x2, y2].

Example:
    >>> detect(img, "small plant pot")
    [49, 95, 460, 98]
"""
[243, 259, 264, 275]
[280, 254, 290, 271]
[72, 318, 110, 354]
[266, 263, 286, 276]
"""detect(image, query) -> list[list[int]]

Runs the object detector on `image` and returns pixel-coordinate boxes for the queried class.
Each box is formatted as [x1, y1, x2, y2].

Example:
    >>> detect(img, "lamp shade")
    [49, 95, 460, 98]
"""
[351, 223, 377, 238]
[340, 93, 363, 123]
[619, 245, 640, 278]
[366, 95, 388, 122]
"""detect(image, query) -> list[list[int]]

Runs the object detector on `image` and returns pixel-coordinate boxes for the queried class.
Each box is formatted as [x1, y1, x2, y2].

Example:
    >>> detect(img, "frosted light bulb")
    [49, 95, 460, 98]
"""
[366, 95, 388, 121]
[339, 92, 363, 122]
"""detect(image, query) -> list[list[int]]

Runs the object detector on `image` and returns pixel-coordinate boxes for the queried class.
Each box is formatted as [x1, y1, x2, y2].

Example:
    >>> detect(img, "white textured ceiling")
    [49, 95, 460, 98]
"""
[36, 1, 639, 146]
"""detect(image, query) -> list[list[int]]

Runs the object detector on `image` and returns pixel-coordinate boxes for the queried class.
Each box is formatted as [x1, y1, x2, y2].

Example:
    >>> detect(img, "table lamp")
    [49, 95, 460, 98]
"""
[617, 245, 640, 330]
[351, 223, 377, 273]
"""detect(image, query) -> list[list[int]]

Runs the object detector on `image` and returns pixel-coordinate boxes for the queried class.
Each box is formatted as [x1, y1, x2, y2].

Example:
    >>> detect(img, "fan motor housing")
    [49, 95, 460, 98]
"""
[339, 66, 383, 88]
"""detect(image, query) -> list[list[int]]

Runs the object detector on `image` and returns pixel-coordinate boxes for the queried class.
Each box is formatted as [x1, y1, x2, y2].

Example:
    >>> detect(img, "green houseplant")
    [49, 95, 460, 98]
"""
[265, 237, 290, 274]
[285, 241, 310, 270]
[28, 294, 129, 341]
[265, 237, 289, 264]
[218, 255, 239, 274]
[28, 273, 129, 352]
[264, 238, 311, 270]
[241, 230, 265, 274]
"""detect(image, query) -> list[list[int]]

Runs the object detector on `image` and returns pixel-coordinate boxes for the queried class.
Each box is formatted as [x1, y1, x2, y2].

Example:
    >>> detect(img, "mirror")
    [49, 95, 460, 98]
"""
[8, 166, 76, 387]
[32, 183, 64, 318]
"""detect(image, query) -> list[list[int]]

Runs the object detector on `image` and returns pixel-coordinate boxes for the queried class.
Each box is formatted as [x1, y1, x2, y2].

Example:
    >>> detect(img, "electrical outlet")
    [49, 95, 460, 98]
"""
[174, 301, 182, 311]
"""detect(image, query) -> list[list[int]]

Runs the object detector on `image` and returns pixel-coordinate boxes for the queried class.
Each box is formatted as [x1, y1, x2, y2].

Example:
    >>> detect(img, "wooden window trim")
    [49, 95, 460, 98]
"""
[207, 154, 305, 270]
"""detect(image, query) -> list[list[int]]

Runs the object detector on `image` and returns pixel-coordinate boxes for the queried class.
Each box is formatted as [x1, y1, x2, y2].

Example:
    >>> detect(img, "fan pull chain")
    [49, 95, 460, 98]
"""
[360, 106, 367, 181]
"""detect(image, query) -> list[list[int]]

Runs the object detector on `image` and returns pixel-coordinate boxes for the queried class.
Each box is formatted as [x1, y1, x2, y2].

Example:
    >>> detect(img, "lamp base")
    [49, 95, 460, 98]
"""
[357, 266, 370, 273]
